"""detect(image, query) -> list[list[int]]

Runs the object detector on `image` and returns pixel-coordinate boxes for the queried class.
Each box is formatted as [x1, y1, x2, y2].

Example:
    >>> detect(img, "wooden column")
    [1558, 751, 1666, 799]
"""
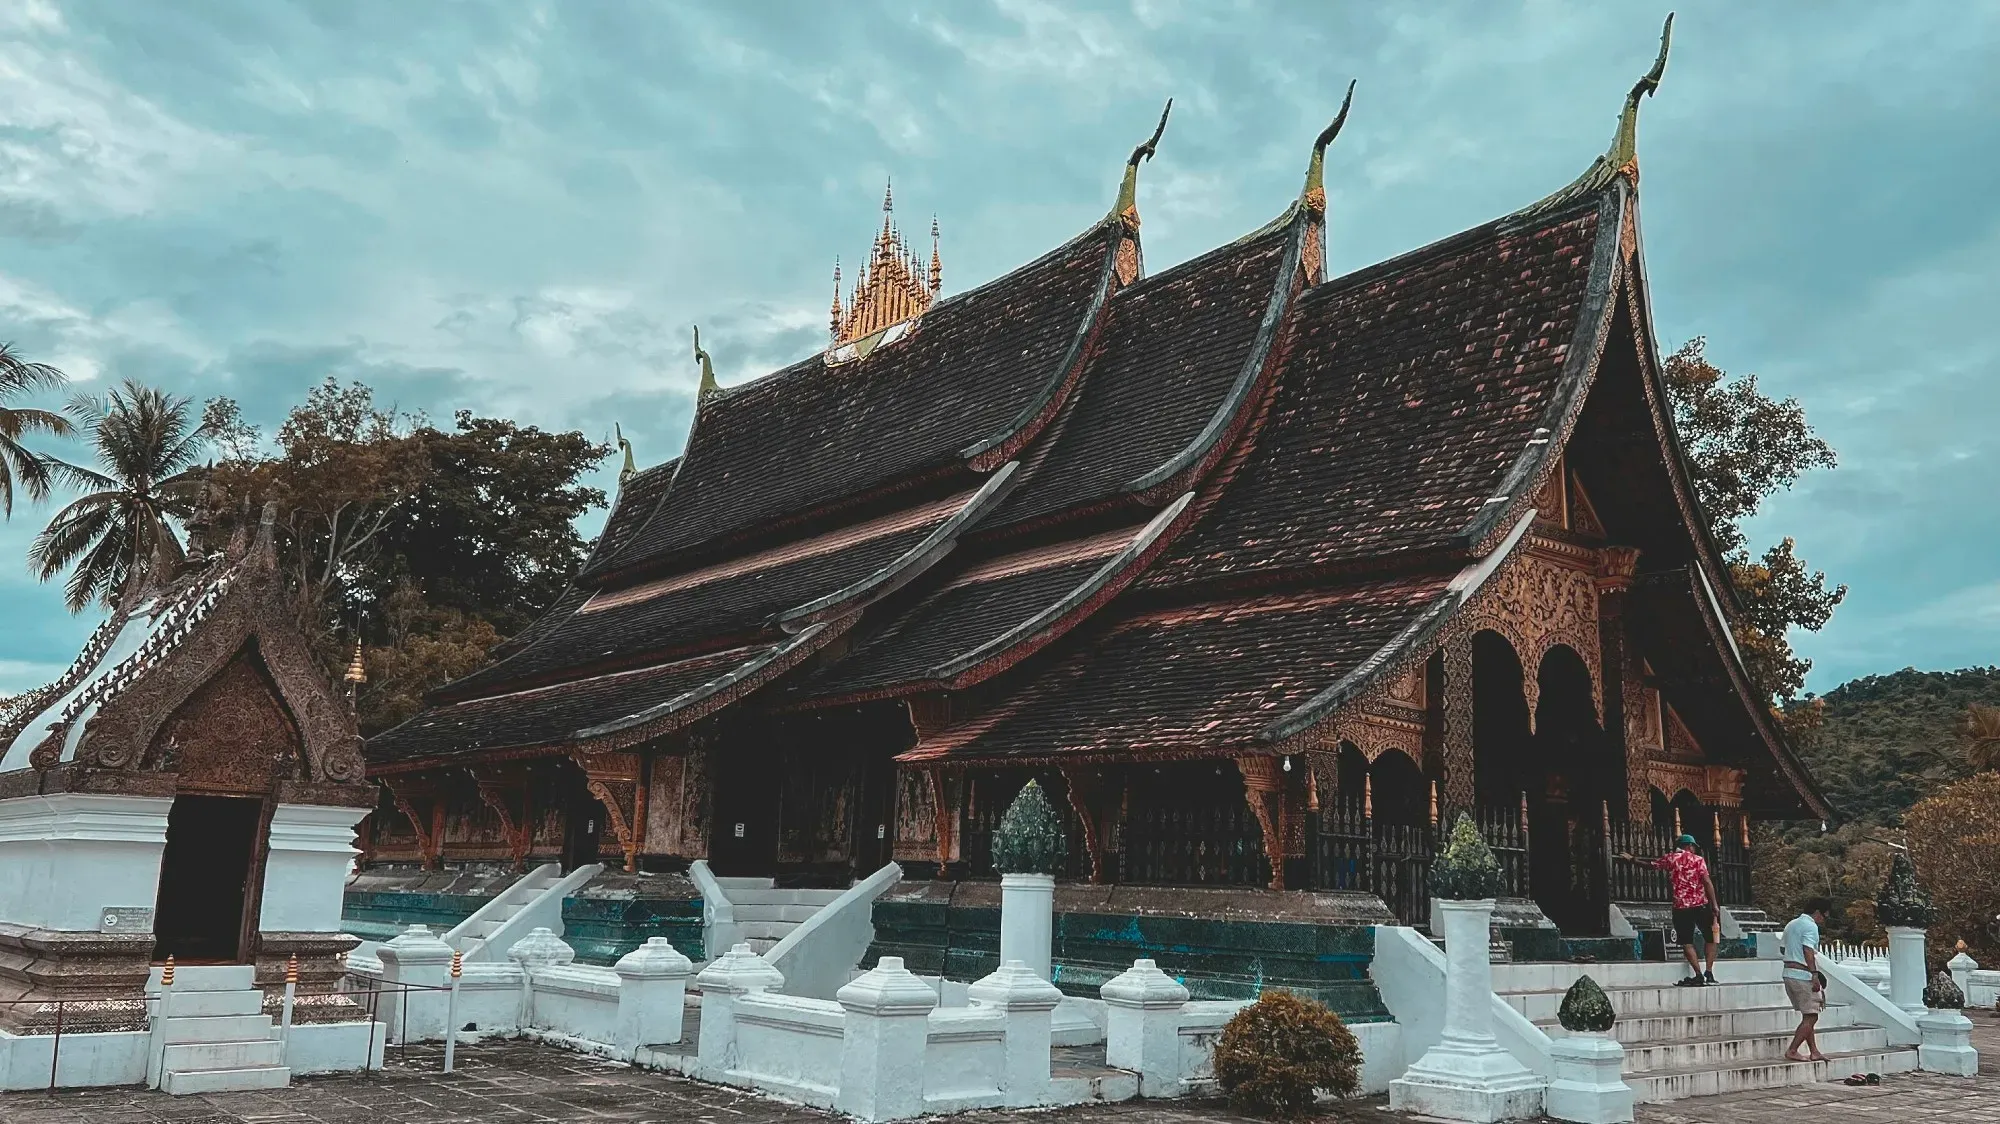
[1438, 630, 1477, 820]
[1060, 765, 1113, 884]
[1596, 546, 1646, 824]
[1237, 756, 1287, 891]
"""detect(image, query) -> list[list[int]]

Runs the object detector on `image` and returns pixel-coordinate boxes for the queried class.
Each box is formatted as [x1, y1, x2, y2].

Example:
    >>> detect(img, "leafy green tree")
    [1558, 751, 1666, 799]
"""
[0, 343, 71, 518]
[1662, 338, 1845, 709]
[30, 380, 209, 610]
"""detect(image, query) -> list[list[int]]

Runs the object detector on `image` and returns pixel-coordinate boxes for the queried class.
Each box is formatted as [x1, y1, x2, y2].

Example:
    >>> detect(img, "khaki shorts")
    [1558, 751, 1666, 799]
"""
[1784, 977, 1824, 1015]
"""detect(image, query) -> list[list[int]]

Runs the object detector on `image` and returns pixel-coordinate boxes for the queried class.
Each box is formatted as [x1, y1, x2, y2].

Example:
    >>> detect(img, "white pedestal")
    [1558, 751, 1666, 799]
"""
[836, 957, 938, 1122]
[1916, 1010, 1980, 1077]
[999, 873, 1055, 982]
[1102, 959, 1190, 1098]
[614, 937, 692, 1056]
[1546, 1033, 1633, 1124]
[1949, 951, 1978, 1002]
[1389, 898, 1544, 1123]
[694, 943, 785, 1079]
[1887, 926, 1927, 1016]
[969, 959, 1064, 1106]
[376, 925, 455, 1043]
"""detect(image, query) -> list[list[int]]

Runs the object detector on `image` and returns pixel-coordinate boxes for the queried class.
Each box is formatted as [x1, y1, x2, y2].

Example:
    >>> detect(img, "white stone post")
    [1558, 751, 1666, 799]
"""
[1102, 959, 1190, 1098]
[836, 956, 939, 1122]
[1545, 1033, 1633, 1124]
[1917, 1007, 1979, 1076]
[614, 936, 693, 1057]
[968, 959, 1064, 1107]
[1886, 925, 1927, 1016]
[1949, 947, 1978, 1000]
[376, 924, 455, 1043]
[695, 943, 785, 1080]
[1389, 898, 1544, 1123]
[999, 872, 1056, 982]
[507, 926, 576, 1032]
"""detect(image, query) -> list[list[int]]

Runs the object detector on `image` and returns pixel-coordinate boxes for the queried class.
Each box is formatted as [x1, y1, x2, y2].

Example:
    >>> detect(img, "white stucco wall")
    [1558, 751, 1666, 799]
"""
[259, 803, 369, 933]
[0, 793, 171, 932]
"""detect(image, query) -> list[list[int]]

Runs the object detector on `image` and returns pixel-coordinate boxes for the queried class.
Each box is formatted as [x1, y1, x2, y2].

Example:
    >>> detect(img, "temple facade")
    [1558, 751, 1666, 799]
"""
[364, 65, 1826, 948]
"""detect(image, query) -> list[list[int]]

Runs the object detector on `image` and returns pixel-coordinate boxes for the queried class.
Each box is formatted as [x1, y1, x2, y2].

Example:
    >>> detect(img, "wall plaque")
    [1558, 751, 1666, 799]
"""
[100, 906, 155, 934]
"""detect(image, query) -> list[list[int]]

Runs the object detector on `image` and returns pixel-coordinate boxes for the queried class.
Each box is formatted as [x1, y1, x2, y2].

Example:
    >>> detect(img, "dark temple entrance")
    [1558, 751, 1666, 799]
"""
[152, 795, 265, 962]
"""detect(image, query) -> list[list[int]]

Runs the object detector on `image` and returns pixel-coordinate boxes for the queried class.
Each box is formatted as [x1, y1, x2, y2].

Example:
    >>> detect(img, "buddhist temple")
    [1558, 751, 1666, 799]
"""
[361, 24, 1826, 973]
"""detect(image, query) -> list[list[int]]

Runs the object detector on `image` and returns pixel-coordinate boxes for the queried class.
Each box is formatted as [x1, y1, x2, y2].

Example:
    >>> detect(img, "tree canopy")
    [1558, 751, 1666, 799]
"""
[0, 343, 71, 518]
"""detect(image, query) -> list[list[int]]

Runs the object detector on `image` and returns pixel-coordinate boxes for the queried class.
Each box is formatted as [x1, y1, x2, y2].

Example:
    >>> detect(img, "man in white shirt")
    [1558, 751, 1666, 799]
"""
[1781, 897, 1831, 1063]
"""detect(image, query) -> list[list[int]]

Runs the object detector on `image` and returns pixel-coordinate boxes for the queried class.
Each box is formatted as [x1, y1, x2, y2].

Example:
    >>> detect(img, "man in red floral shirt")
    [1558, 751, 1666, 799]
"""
[1619, 834, 1721, 986]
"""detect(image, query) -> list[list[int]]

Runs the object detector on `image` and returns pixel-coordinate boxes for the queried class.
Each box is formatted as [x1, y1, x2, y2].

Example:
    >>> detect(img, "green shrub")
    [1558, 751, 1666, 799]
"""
[1213, 990, 1361, 1119]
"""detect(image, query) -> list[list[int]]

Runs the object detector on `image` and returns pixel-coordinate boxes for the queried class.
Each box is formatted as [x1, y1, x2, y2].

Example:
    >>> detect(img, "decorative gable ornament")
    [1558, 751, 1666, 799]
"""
[1430, 812, 1505, 900]
[1875, 852, 1937, 928]
[991, 779, 1066, 876]
[1557, 974, 1617, 1032]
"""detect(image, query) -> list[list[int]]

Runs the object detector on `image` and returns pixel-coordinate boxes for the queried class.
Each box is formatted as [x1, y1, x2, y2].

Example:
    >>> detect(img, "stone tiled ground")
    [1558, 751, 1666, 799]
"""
[3, 1015, 1996, 1124]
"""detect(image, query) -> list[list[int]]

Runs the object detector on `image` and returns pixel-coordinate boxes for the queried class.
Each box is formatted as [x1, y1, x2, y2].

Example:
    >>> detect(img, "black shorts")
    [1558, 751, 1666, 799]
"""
[1672, 905, 1715, 947]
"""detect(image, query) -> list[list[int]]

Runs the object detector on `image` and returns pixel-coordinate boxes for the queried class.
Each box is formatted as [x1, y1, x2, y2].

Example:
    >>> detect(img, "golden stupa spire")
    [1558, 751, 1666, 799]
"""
[830, 179, 939, 346]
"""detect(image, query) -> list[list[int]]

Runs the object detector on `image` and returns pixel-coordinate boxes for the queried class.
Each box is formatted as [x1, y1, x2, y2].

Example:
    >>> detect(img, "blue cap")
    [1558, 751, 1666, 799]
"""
[1677, 834, 1699, 847]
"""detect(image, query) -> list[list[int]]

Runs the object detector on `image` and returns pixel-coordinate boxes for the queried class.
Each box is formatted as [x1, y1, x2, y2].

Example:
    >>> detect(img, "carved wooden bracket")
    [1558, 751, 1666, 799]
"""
[1059, 765, 1111, 884]
[1235, 756, 1286, 891]
[925, 766, 957, 873]
[381, 776, 446, 870]
[469, 765, 535, 871]
[573, 751, 644, 872]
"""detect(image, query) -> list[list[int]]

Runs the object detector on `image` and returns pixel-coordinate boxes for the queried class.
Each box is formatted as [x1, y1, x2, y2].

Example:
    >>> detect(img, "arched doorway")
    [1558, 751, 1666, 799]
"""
[1471, 631, 1531, 813]
[1527, 645, 1610, 935]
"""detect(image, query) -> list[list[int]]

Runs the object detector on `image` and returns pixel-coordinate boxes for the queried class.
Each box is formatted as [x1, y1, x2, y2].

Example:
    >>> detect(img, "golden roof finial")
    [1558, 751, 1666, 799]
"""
[614, 423, 635, 484]
[693, 326, 720, 401]
[343, 638, 366, 694]
[832, 181, 938, 347]
[1301, 80, 1357, 213]
[1525, 13, 1674, 215]
[829, 258, 844, 341]
[1110, 99, 1173, 226]
[929, 215, 942, 294]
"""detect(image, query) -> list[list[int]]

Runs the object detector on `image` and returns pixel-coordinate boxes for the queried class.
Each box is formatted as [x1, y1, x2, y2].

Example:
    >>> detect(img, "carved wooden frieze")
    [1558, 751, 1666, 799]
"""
[142, 647, 304, 795]
[1451, 537, 1604, 727]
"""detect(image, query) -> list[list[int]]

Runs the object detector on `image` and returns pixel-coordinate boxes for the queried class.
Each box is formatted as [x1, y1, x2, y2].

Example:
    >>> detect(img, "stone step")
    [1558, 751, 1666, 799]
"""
[727, 891, 843, 909]
[149, 964, 257, 992]
[1541, 1003, 1860, 1044]
[163, 989, 265, 1018]
[1627, 1045, 1918, 1104]
[1620, 1026, 1891, 1073]
[161, 1065, 291, 1095]
[164, 1038, 286, 1072]
[161, 1013, 277, 1044]
[732, 903, 825, 924]
[744, 938, 779, 955]
[1501, 981, 1787, 1021]
[1492, 959, 1777, 991]
[737, 921, 801, 943]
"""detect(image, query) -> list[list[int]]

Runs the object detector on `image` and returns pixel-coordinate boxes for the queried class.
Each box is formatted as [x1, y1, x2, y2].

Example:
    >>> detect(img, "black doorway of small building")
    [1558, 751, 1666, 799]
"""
[153, 795, 264, 962]
[710, 743, 781, 878]
[562, 785, 606, 872]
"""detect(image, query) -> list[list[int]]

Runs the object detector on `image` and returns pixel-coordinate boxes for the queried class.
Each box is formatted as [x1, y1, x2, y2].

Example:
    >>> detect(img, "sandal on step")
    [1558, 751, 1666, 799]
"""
[1865, 1073, 1881, 1085]
[1843, 1074, 1868, 1086]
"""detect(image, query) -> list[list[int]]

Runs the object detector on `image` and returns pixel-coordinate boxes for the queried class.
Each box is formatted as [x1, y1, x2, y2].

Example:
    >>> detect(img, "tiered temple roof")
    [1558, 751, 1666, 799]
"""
[367, 33, 1825, 818]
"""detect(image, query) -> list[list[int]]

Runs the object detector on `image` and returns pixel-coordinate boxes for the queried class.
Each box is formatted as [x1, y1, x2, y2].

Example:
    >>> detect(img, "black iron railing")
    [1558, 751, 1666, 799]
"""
[1120, 801, 1269, 887]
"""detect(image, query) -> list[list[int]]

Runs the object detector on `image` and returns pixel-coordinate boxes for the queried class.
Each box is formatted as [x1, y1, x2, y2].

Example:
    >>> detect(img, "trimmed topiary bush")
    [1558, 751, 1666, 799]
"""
[1213, 990, 1361, 1119]
[1430, 812, 1505, 900]
[1557, 974, 1617, 1032]
[1876, 851, 1937, 928]
[991, 779, 1066, 876]
[1924, 969, 1965, 1011]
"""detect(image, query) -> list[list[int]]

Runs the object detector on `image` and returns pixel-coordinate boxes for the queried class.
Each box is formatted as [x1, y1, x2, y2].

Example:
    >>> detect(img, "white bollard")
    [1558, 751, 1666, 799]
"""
[614, 937, 694, 1058]
[1101, 959, 1190, 1097]
[968, 959, 1064, 1107]
[377, 925, 456, 1043]
[998, 872, 1056, 982]
[835, 956, 939, 1122]
[1949, 946, 1978, 1001]
[694, 944, 785, 1080]
[443, 949, 462, 1073]
[1546, 1033, 1633, 1124]
[507, 927, 576, 1032]
[1389, 897, 1545, 1122]
[1886, 926, 1928, 1017]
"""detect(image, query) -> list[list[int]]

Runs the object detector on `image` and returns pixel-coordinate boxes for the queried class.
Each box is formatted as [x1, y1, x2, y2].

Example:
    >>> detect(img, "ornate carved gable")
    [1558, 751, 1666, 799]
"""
[1449, 536, 1604, 726]
[1567, 471, 1607, 539]
[144, 643, 304, 795]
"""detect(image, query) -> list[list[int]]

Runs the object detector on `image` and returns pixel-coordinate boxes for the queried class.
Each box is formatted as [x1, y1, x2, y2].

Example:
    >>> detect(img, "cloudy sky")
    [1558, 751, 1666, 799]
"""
[2, 0, 1996, 696]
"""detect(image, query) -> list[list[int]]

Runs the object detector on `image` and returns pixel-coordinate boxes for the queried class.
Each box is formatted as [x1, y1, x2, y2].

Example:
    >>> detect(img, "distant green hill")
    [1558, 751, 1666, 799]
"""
[1793, 666, 2000, 827]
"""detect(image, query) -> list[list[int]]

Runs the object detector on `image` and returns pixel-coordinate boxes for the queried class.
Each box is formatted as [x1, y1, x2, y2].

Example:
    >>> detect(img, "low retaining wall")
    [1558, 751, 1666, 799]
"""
[342, 866, 703, 965]
[867, 881, 1395, 1021]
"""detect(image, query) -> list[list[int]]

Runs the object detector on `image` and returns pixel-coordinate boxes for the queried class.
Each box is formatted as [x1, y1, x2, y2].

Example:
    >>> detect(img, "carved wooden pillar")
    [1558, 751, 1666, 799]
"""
[925, 767, 957, 874]
[469, 765, 535, 872]
[1596, 546, 1645, 824]
[572, 751, 645, 872]
[1236, 756, 1286, 891]
[382, 775, 446, 870]
[1438, 630, 1477, 820]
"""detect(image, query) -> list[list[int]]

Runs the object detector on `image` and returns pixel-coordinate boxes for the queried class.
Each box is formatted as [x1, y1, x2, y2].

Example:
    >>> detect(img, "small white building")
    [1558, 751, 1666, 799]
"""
[0, 505, 380, 1090]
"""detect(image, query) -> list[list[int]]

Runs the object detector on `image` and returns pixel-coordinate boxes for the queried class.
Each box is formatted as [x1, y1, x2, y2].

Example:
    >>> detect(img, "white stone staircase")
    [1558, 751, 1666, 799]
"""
[713, 876, 845, 956]
[148, 964, 289, 1094]
[1494, 959, 1917, 1104]
[445, 862, 563, 960]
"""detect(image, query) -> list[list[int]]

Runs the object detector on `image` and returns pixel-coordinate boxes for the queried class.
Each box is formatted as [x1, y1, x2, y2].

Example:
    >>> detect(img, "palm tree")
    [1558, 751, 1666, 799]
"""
[0, 343, 72, 517]
[31, 380, 210, 611]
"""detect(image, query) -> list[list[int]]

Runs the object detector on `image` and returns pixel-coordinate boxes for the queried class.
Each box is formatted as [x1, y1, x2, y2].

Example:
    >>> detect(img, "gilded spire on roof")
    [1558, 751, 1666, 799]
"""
[1110, 99, 1173, 228]
[830, 179, 939, 346]
[693, 326, 720, 401]
[614, 423, 635, 484]
[1526, 13, 1674, 215]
